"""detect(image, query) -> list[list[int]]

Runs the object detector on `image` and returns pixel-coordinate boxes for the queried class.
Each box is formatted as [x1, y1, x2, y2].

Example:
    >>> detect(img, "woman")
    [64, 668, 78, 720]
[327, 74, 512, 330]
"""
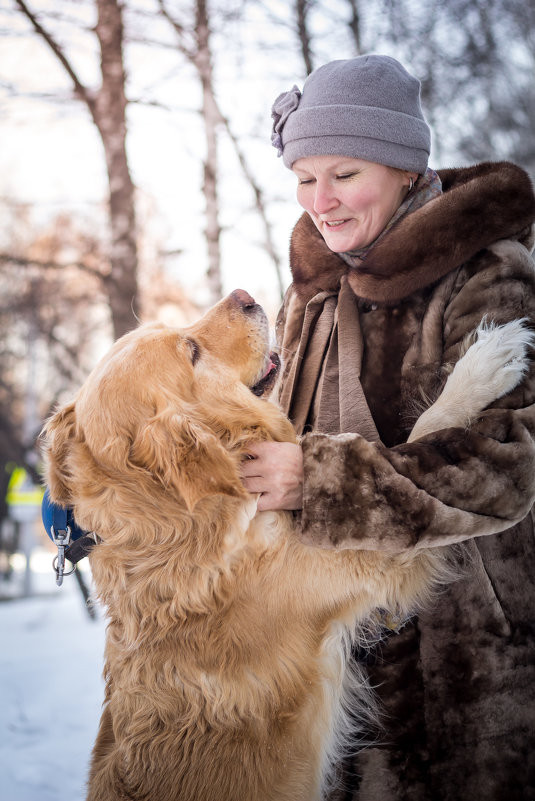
[241, 55, 535, 800]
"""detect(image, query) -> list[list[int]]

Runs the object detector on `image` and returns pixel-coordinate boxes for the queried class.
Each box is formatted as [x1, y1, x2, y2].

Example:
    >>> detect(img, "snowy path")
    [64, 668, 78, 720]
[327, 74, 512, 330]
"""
[0, 551, 106, 801]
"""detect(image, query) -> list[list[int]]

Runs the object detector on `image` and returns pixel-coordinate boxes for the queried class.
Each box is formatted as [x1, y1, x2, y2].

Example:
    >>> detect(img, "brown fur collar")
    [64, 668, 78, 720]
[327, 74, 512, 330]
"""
[289, 161, 535, 305]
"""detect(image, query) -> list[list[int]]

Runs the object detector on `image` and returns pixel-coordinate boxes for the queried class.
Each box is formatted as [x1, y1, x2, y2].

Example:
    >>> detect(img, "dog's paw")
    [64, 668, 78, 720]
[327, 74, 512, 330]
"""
[455, 318, 535, 403]
[408, 319, 535, 442]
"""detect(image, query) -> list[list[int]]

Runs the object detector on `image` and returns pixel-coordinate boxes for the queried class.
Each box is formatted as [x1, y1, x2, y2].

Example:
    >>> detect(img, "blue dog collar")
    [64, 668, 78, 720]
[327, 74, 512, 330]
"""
[41, 488, 88, 543]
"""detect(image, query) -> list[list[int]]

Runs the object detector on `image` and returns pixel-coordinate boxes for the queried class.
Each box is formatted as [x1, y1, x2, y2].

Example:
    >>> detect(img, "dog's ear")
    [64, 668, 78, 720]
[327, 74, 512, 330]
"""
[133, 409, 246, 511]
[41, 401, 77, 507]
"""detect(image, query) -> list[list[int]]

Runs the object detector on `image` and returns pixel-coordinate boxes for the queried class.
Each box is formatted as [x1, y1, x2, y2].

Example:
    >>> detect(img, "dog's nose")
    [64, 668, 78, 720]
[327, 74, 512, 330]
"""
[231, 289, 257, 311]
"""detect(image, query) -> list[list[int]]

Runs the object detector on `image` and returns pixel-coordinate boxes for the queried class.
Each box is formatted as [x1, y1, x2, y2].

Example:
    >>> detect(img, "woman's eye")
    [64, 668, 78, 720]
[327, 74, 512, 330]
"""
[336, 172, 356, 180]
[298, 178, 314, 185]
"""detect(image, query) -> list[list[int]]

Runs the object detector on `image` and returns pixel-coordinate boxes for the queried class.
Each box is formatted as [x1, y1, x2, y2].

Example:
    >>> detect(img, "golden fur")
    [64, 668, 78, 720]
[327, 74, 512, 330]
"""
[42, 292, 532, 801]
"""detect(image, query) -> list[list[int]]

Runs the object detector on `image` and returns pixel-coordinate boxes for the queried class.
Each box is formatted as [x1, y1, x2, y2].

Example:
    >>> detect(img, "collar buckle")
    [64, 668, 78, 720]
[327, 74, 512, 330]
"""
[51, 525, 75, 586]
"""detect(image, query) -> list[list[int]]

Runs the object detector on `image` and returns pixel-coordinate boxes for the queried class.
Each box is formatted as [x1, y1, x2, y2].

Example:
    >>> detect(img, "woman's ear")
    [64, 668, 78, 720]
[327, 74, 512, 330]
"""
[132, 409, 247, 511]
[41, 401, 77, 506]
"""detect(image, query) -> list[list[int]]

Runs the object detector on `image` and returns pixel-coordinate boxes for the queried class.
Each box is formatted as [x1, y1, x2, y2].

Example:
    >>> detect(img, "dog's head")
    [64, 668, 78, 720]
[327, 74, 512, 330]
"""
[42, 290, 293, 526]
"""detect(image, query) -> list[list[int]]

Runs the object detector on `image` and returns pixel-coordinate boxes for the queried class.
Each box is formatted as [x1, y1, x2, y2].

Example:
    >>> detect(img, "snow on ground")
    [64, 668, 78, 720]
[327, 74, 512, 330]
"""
[0, 548, 106, 801]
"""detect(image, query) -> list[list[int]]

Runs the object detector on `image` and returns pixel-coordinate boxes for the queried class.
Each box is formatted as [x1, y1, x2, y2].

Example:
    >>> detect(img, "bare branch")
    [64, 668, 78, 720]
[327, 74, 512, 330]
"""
[220, 117, 285, 300]
[13, 0, 96, 113]
[0, 252, 107, 279]
[157, 0, 196, 61]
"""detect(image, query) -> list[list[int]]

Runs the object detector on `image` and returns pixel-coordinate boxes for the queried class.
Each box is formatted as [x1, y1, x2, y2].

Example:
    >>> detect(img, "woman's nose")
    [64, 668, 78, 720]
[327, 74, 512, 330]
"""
[313, 181, 338, 215]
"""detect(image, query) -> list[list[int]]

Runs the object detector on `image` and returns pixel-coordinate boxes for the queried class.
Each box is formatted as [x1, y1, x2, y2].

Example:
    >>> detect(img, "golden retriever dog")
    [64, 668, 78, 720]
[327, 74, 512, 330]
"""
[42, 290, 532, 801]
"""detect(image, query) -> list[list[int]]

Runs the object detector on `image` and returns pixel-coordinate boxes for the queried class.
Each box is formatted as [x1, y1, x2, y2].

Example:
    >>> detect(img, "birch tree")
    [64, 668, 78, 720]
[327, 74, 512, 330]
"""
[158, 0, 285, 302]
[155, 0, 224, 302]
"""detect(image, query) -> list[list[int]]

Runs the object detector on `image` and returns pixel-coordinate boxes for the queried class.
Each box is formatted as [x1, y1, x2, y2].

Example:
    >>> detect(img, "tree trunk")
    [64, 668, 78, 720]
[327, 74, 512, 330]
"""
[94, 0, 139, 338]
[195, 0, 223, 304]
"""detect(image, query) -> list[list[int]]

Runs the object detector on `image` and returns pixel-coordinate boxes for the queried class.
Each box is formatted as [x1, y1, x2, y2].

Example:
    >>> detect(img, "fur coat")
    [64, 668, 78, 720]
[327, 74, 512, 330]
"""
[275, 162, 535, 801]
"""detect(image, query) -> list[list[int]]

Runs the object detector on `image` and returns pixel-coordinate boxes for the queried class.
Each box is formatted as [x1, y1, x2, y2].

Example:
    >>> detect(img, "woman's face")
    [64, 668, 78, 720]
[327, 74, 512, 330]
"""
[293, 155, 414, 252]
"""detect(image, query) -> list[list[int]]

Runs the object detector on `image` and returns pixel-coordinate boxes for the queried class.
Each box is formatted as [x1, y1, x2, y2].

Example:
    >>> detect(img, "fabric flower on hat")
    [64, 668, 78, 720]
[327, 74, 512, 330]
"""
[271, 85, 301, 156]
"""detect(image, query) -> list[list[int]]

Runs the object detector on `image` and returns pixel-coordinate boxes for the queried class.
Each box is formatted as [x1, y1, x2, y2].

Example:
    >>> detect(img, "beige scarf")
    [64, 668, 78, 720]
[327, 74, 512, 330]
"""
[279, 274, 381, 442]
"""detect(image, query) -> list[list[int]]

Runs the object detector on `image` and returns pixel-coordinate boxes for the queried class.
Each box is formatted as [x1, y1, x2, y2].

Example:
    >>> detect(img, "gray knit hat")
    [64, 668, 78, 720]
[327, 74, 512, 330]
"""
[271, 55, 430, 173]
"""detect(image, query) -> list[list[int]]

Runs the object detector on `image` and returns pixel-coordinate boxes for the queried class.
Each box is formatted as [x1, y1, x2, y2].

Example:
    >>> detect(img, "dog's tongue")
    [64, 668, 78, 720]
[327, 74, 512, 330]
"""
[250, 352, 280, 397]
[262, 357, 277, 378]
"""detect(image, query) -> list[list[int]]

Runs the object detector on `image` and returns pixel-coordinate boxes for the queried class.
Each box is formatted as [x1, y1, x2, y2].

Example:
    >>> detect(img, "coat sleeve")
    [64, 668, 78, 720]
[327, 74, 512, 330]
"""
[298, 240, 535, 551]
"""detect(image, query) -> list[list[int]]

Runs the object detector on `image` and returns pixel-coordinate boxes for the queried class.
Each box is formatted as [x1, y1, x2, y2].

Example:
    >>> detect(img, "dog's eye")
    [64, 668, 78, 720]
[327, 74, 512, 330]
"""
[185, 338, 201, 366]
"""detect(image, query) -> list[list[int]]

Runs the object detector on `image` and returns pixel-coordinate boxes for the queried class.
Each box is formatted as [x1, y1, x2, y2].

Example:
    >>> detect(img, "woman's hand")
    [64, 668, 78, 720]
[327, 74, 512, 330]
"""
[240, 442, 304, 511]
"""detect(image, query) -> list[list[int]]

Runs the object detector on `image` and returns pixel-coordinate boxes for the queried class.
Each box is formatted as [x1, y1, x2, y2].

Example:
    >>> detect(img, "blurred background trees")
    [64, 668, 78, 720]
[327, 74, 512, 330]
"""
[0, 0, 534, 493]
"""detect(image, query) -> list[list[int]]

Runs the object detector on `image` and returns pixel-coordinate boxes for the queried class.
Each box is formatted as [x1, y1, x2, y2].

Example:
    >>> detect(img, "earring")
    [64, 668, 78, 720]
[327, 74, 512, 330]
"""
[409, 176, 414, 191]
